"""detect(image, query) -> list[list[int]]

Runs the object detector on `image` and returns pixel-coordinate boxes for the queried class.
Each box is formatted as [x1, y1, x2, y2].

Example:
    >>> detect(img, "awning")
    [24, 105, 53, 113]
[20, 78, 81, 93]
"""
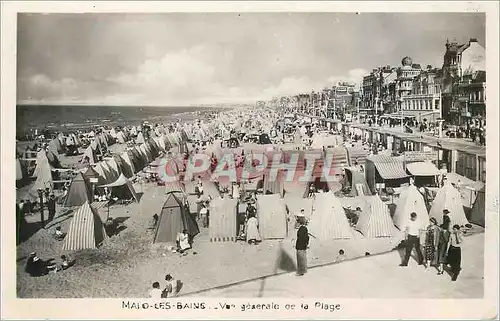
[373, 161, 409, 180]
[406, 162, 440, 176]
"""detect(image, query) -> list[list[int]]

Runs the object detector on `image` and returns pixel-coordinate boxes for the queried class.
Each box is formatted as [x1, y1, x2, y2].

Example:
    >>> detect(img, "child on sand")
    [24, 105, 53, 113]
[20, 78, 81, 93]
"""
[161, 274, 177, 298]
[335, 249, 347, 262]
[150, 282, 162, 299]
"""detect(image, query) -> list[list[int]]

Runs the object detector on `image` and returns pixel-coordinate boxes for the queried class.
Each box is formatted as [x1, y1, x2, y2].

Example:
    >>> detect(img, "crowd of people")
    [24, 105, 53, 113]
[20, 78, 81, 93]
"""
[400, 209, 464, 281]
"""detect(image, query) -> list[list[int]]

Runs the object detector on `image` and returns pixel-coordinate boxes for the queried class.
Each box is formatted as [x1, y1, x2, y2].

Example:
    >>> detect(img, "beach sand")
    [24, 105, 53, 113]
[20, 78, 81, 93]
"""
[16, 142, 483, 298]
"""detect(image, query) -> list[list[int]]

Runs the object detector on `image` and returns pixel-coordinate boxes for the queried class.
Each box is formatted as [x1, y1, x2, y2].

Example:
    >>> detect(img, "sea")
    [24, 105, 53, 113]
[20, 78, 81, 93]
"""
[16, 105, 222, 139]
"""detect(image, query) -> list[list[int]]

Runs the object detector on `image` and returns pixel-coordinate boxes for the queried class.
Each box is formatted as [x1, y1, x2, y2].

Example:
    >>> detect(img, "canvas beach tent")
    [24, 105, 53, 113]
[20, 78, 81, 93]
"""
[63, 172, 93, 207]
[82, 166, 107, 187]
[107, 158, 121, 177]
[346, 147, 368, 168]
[209, 198, 238, 242]
[256, 194, 287, 239]
[99, 173, 140, 203]
[46, 149, 62, 168]
[429, 182, 470, 227]
[61, 201, 108, 251]
[165, 181, 186, 195]
[29, 151, 54, 199]
[365, 154, 409, 194]
[469, 186, 485, 227]
[102, 161, 119, 183]
[286, 197, 314, 222]
[136, 131, 145, 144]
[356, 196, 395, 238]
[308, 192, 353, 240]
[110, 128, 118, 139]
[113, 155, 133, 179]
[344, 167, 371, 197]
[16, 158, 28, 182]
[93, 162, 112, 184]
[119, 152, 136, 177]
[153, 193, 199, 244]
[393, 184, 430, 230]
[262, 170, 285, 197]
[48, 138, 65, 155]
[116, 131, 127, 144]
[324, 147, 350, 177]
[81, 145, 97, 164]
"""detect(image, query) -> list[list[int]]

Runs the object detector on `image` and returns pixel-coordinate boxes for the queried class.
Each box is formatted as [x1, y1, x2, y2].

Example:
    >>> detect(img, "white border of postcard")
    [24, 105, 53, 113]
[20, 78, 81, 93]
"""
[1, 1, 499, 319]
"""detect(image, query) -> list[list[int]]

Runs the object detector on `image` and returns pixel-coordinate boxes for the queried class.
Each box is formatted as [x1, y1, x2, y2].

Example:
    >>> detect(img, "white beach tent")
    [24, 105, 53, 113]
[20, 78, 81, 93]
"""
[81, 146, 97, 164]
[393, 184, 430, 230]
[110, 128, 118, 139]
[117, 131, 127, 144]
[308, 192, 353, 240]
[136, 132, 145, 144]
[120, 151, 136, 176]
[356, 195, 396, 238]
[429, 182, 470, 227]
[93, 162, 112, 184]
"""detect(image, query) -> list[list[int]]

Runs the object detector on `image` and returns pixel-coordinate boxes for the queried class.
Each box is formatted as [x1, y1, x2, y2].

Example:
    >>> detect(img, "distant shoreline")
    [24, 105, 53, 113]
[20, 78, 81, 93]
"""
[15, 104, 234, 139]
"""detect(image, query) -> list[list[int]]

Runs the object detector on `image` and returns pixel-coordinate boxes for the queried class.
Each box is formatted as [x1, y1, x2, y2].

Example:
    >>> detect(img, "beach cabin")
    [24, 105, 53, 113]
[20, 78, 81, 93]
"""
[365, 154, 410, 194]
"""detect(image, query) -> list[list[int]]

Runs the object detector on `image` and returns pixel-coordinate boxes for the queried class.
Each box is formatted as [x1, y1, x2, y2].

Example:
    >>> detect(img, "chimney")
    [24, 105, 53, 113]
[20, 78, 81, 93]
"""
[469, 38, 478, 43]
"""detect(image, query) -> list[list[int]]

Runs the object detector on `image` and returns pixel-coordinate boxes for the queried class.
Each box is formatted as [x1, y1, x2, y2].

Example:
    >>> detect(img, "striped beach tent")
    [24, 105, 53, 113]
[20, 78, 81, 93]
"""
[309, 192, 353, 240]
[356, 196, 395, 238]
[209, 197, 238, 242]
[256, 194, 287, 239]
[62, 201, 107, 251]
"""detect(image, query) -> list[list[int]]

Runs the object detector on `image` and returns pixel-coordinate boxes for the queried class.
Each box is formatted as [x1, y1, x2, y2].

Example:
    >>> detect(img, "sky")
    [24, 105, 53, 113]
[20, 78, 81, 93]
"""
[17, 12, 485, 106]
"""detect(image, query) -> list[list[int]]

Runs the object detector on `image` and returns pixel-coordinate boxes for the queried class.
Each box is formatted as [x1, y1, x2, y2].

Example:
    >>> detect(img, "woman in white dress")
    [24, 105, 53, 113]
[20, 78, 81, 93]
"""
[245, 214, 261, 245]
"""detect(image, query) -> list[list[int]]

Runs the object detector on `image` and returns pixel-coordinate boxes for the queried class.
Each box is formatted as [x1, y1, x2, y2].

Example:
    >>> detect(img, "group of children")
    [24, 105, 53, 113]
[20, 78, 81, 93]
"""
[150, 274, 179, 298]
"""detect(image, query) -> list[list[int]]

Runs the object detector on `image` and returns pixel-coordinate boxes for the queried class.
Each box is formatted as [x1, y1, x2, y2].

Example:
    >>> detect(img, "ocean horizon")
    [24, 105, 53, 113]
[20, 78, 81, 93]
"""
[15, 104, 226, 138]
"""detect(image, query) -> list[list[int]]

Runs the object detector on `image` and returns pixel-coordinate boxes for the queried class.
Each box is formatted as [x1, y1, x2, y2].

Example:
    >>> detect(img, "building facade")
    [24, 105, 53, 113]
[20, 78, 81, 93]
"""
[327, 82, 355, 119]
[457, 70, 486, 126]
[441, 38, 486, 125]
[400, 66, 443, 122]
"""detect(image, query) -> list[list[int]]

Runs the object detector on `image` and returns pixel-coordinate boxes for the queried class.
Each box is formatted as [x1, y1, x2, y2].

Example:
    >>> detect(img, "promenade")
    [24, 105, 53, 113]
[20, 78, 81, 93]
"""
[188, 232, 484, 298]
[295, 113, 485, 157]
[349, 122, 486, 157]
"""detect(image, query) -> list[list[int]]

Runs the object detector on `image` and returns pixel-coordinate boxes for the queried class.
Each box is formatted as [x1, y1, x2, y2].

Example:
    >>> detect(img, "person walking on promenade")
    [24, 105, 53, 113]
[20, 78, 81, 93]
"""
[295, 215, 309, 276]
[447, 224, 464, 281]
[47, 194, 56, 222]
[424, 217, 440, 270]
[399, 212, 424, 267]
[437, 214, 451, 275]
[37, 189, 45, 226]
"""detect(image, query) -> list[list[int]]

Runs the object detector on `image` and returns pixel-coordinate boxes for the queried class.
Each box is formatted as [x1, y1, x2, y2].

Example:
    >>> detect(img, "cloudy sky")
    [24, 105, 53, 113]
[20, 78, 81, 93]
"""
[17, 12, 485, 106]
